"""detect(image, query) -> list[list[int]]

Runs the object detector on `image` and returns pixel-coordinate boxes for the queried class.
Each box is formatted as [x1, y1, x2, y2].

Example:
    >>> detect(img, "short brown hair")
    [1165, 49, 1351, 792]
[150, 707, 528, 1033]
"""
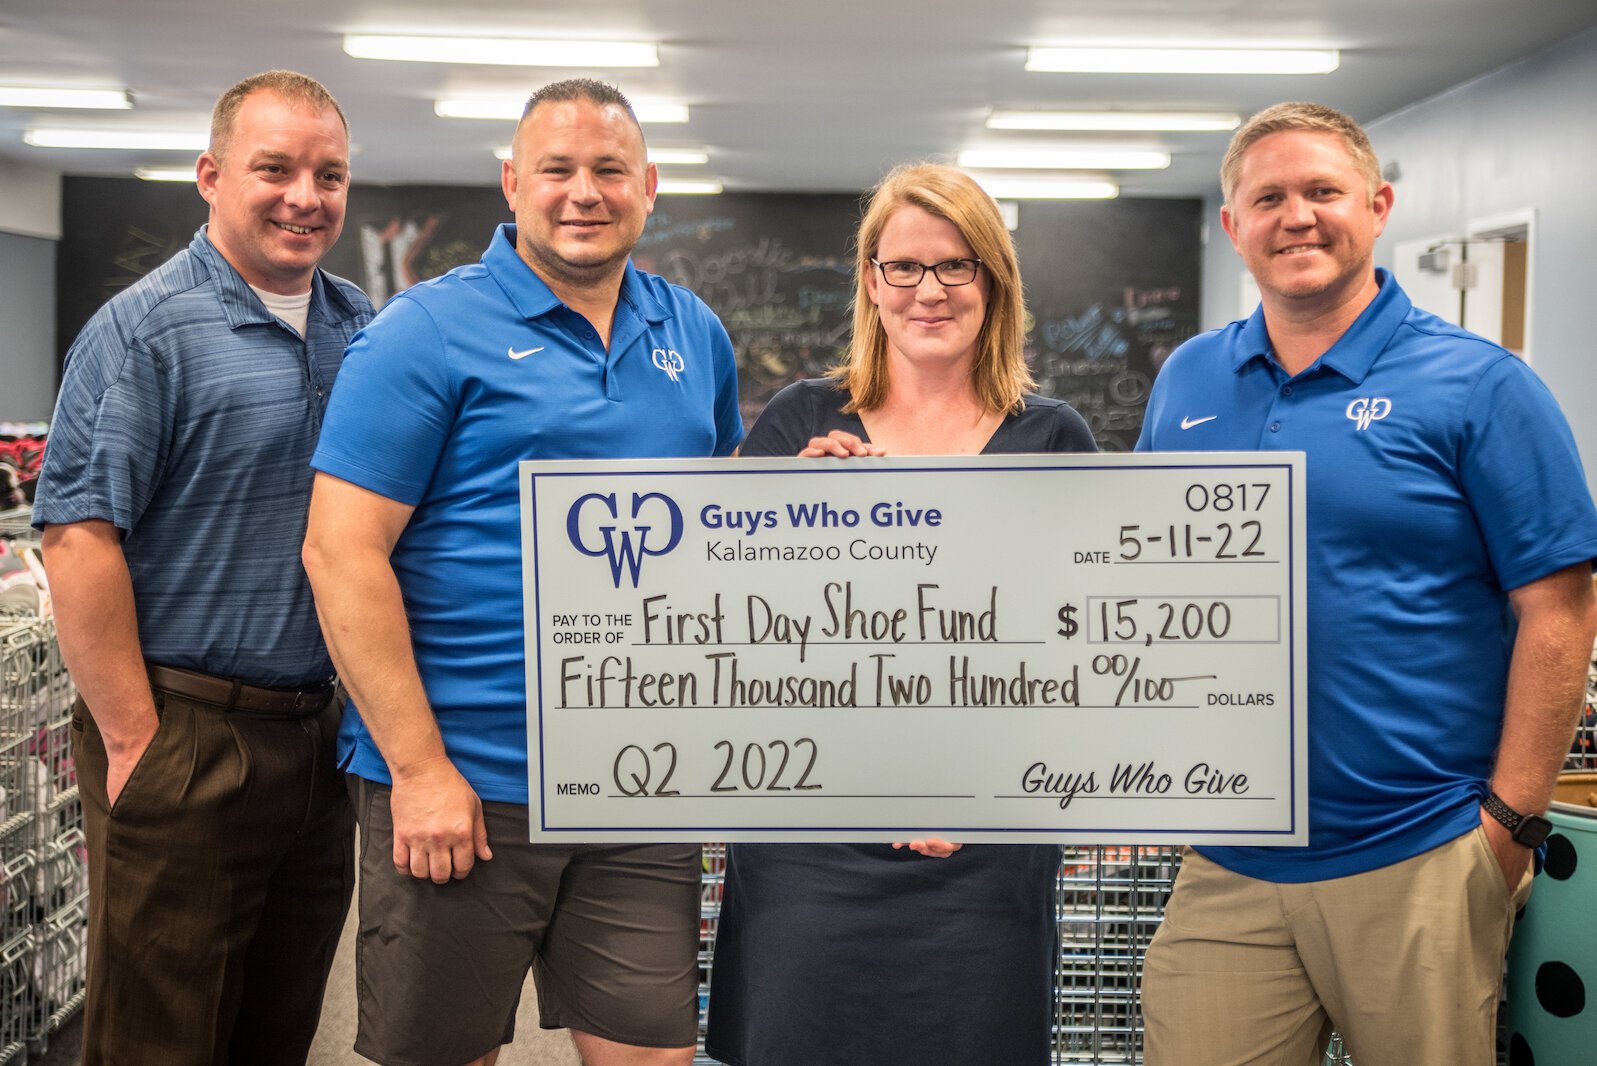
[836, 163, 1034, 415]
[514, 78, 645, 156]
[209, 70, 347, 161]
[1221, 102, 1382, 205]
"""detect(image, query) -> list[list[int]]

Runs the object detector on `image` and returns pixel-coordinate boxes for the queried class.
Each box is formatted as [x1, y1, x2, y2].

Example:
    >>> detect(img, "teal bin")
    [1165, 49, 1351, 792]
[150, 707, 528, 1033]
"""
[1505, 773, 1596, 1066]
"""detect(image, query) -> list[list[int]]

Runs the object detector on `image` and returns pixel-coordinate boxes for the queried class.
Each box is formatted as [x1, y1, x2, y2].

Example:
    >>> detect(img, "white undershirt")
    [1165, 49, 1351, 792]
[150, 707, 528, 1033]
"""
[250, 285, 312, 338]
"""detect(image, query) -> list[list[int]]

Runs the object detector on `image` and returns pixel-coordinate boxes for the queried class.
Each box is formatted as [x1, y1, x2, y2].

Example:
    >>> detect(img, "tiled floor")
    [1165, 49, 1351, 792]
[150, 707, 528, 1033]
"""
[31, 1016, 80, 1065]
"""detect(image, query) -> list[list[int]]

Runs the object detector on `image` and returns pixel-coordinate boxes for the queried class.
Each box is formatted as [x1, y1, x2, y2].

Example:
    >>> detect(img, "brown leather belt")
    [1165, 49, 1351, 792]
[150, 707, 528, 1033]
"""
[146, 663, 336, 717]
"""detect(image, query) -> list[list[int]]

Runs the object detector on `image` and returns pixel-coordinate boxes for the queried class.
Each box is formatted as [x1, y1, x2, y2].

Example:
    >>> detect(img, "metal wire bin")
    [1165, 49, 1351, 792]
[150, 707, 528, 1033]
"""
[0, 510, 89, 1062]
[0, 933, 32, 1066]
[694, 843, 726, 1065]
[29, 893, 86, 1051]
[1052, 845, 1175, 1062]
[0, 628, 41, 959]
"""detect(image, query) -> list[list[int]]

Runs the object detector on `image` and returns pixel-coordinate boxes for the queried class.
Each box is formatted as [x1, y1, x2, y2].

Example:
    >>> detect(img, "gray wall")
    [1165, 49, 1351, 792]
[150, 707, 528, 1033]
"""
[1199, 25, 1597, 496]
[1198, 195, 1243, 332]
[0, 230, 57, 421]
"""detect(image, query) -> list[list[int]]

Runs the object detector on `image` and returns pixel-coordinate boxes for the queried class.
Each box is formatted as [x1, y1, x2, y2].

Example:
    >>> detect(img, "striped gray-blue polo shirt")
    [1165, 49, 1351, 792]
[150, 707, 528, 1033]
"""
[35, 227, 374, 687]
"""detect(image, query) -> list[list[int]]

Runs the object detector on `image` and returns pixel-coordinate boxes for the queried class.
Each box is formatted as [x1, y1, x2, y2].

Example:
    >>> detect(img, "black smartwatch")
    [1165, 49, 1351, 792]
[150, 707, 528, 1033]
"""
[1481, 791, 1554, 849]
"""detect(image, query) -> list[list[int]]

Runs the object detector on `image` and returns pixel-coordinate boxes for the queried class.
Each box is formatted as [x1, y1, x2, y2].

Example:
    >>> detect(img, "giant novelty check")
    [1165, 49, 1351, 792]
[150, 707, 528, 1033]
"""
[520, 453, 1306, 844]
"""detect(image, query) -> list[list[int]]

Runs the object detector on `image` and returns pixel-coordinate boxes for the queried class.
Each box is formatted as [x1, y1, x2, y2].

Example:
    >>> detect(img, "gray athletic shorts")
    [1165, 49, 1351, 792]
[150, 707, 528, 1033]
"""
[350, 777, 701, 1066]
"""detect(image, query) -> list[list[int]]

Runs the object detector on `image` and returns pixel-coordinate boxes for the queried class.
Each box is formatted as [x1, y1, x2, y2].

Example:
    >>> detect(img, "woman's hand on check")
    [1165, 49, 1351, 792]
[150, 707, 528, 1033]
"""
[798, 430, 885, 458]
[893, 838, 963, 858]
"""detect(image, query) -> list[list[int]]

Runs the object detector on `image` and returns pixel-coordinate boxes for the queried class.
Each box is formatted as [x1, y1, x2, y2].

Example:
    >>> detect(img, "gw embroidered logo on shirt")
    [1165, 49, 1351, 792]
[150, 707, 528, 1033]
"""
[566, 491, 683, 588]
[652, 347, 685, 382]
[1345, 397, 1392, 431]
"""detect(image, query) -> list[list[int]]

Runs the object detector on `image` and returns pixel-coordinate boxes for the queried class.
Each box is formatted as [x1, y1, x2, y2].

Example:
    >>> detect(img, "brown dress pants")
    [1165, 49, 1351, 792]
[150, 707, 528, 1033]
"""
[72, 688, 353, 1066]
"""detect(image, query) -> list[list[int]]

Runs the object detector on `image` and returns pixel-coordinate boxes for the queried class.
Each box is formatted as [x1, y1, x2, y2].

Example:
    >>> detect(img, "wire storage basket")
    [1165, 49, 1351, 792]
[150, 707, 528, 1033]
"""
[0, 510, 88, 1060]
[1052, 845, 1175, 1063]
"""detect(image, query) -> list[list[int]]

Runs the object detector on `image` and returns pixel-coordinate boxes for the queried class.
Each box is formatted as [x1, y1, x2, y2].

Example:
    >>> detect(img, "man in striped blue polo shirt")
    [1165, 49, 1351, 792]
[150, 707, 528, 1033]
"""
[35, 71, 373, 1065]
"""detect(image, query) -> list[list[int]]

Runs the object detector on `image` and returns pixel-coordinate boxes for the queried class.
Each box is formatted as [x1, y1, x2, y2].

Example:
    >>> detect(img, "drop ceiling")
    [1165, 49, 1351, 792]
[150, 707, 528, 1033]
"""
[3, 0, 1594, 198]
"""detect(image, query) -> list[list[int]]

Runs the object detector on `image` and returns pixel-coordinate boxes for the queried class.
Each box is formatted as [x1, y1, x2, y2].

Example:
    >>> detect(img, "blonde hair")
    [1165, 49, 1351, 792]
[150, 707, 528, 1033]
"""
[835, 163, 1034, 414]
[1221, 101, 1382, 206]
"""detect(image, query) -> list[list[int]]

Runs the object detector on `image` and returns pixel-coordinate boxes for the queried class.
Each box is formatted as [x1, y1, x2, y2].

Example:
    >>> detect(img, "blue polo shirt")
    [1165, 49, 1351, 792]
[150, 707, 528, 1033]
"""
[1137, 269, 1597, 882]
[35, 228, 373, 687]
[313, 223, 743, 802]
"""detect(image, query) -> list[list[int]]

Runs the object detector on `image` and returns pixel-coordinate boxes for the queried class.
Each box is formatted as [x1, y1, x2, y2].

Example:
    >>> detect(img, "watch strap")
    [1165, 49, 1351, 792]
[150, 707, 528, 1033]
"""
[1482, 791, 1552, 848]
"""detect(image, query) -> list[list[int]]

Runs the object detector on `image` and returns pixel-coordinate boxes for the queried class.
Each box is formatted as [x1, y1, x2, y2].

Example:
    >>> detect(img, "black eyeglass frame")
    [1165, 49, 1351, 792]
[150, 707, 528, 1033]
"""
[869, 257, 984, 287]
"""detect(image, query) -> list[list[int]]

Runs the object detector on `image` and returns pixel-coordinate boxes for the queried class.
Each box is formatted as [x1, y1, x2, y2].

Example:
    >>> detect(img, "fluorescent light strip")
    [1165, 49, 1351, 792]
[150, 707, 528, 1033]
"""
[976, 178, 1118, 200]
[436, 97, 689, 123]
[493, 145, 707, 165]
[24, 128, 207, 150]
[1026, 47, 1339, 75]
[657, 180, 721, 195]
[648, 148, 709, 166]
[346, 34, 657, 67]
[988, 110, 1240, 132]
[0, 87, 132, 110]
[958, 147, 1170, 170]
[135, 166, 196, 182]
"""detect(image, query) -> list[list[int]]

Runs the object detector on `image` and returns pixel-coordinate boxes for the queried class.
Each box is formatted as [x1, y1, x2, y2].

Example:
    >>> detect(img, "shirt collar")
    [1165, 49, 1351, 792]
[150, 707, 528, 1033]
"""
[486, 223, 672, 325]
[192, 226, 352, 330]
[1231, 268, 1411, 384]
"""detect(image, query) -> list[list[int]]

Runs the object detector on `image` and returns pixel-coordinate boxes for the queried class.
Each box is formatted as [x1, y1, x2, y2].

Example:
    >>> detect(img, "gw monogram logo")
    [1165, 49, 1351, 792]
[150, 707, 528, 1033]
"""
[1345, 397, 1392, 431]
[651, 347, 685, 382]
[566, 491, 683, 588]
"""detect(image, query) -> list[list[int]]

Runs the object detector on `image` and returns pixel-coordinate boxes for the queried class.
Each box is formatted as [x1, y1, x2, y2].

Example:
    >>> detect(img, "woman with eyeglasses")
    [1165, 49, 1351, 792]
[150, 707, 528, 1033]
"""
[704, 163, 1096, 1066]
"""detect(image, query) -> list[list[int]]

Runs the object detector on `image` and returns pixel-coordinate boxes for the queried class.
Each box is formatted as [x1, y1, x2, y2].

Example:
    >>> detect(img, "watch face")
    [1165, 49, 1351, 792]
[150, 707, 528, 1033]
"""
[1514, 815, 1553, 849]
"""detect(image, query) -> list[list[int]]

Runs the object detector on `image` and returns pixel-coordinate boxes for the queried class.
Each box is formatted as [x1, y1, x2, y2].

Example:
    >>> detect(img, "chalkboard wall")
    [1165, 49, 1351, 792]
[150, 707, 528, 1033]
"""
[58, 177, 1200, 449]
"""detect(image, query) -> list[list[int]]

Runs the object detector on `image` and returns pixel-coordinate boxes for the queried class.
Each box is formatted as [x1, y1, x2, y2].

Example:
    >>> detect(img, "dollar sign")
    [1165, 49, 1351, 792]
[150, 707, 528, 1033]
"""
[1056, 604, 1078, 639]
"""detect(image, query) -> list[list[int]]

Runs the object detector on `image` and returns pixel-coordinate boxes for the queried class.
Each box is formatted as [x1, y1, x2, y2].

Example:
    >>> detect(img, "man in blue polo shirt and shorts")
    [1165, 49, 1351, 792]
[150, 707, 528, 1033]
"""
[1136, 101, 1597, 1065]
[303, 78, 742, 1066]
[36, 71, 371, 1064]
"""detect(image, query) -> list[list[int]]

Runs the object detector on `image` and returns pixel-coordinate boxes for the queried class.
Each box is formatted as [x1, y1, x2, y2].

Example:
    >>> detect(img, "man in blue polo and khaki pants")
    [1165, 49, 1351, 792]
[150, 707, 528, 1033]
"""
[1136, 101, 1597, 1065]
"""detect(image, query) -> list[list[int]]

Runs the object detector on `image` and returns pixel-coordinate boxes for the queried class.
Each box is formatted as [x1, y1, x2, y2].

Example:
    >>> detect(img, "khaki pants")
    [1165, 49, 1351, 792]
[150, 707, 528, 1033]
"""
[1142, 827, 1533, 1066]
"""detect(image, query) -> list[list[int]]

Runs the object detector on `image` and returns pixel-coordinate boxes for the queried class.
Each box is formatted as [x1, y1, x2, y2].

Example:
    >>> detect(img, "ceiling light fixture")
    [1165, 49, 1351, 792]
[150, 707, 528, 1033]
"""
[976, 177, 1119, 200]
[437, 97, 689, 123]
[987, 109, 1240, 132]
[958, 147, 1170, 170]
[24, 128, 207, 151]
[656, 180, 722, 195]
[1025, 46, 1340, 75]
[647, 148, 710, 166]
[346, 34, 657, 67]
[0, 87, 133, 110]
[134, 166, 196, 182]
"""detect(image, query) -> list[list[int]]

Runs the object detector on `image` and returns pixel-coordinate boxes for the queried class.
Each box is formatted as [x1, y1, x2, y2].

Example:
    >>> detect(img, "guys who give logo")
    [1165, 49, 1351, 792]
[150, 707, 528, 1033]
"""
[652, 347, 685, 382]
[1345, 397, 1392, 431]
[566, 491, 684, 588]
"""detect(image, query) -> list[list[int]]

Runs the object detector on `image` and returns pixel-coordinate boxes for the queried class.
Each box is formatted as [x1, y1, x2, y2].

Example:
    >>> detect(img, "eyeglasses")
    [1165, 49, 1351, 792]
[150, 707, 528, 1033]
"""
[871, 258, 983, 287]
